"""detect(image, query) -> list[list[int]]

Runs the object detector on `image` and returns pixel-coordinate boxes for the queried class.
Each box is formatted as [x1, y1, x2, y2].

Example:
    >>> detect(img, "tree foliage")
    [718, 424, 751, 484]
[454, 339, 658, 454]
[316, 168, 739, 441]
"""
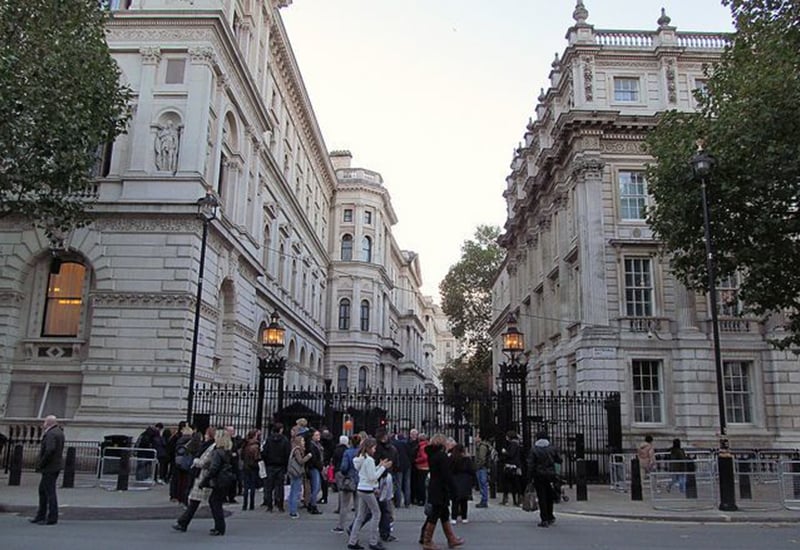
[438, 225, 503, 391]
[0, 0, 131, 233]
[646, 0, 800, 348]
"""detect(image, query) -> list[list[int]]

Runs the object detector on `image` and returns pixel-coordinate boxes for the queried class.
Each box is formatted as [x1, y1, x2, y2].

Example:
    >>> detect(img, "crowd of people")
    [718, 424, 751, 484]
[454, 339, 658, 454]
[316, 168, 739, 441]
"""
[126, 420, 565, 544]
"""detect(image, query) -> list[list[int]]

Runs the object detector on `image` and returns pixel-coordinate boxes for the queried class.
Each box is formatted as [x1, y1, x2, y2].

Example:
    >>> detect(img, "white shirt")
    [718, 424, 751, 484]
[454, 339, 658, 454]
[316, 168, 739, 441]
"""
[353, 454, 386, 491]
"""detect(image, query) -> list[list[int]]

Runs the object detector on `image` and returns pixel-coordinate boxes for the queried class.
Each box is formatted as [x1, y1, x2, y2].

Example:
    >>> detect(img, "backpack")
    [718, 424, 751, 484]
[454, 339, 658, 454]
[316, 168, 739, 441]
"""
[174, 443, 193, 471]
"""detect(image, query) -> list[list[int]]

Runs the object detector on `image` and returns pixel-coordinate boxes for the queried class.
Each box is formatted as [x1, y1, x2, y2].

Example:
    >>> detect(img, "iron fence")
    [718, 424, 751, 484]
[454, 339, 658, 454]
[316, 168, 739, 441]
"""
[193, 383, 621, 482]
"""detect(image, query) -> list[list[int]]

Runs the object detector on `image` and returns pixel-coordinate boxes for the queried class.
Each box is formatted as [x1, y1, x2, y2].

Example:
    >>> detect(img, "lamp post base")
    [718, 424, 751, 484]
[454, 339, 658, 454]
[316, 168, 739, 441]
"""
[717, 453, 738, 512]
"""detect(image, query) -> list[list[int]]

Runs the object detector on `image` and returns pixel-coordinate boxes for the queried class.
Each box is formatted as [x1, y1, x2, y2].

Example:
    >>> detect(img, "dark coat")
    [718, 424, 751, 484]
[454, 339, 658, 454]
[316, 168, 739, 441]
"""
[425, 444, 455, 506]
[375, 438, 399, 474]
[451, 455, 475, 500]
[332, 443, 347, 471]
[501, 437, 522, 468]
[392, 436, 412, 472]
[37, 425, 65, 473]
[527, 440, 561, 480]
[261, 433, 290, 467]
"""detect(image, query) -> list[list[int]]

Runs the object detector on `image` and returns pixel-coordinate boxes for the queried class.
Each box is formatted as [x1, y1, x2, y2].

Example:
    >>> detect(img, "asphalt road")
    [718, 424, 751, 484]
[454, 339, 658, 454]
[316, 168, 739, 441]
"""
[1, 513, 799, 550]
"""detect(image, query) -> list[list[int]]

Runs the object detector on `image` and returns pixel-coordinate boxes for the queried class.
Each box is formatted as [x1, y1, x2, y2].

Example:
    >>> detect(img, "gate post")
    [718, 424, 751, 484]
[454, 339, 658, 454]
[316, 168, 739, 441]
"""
[631, 457, 643, 501]
[9, 444, 23, 486]
[116, 449, 130, 491]
[62, 446, 76, 488]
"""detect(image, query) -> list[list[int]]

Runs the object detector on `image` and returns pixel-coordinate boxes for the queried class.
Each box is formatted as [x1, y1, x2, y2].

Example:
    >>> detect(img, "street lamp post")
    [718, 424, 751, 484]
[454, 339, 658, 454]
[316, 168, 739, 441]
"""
[186, 191, 219, 424]
[690, 142, 738, 512]
[499, 314, 531, 457]
[255, 310, 286, 430]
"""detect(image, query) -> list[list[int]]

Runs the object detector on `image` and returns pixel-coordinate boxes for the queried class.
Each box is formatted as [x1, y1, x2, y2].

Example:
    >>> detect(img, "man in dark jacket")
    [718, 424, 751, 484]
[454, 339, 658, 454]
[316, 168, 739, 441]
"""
[30, 415, 65, 525]
[392, 432, 412, 508]
[261, 422, 290, 511]
[527, 431, 562, 528]
[373, 427, 399, 541]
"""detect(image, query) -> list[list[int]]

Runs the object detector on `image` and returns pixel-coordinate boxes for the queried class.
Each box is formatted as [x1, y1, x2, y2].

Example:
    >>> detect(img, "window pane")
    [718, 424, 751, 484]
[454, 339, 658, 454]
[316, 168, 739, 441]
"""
[341, 235, 353, 261]
[338, 299, 351, 330]
[624, 258, 653, 317]
[619, 171, 648, 220]
[43, 262, 86, 337]
[360, 300, 370, 331]
[614, 77, 639, 101]
[632, 360, 662, 423]
[337, 366, 348, 391]
[723, 361, 752, 423]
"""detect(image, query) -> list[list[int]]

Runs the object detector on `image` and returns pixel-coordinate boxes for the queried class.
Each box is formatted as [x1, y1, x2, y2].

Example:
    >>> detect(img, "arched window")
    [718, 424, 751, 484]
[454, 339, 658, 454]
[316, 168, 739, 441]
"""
[262, 224, 271, 273]
[358, 366, 367, 392]
[337, 365, 349, 391]
[341, 234, 353, 261]
[338, 298, 351, 330]
[278, 243, 286, 287]
[361, 236, 372, 262]
[42, 261, 86, 337]
[360, 300, 370, 331]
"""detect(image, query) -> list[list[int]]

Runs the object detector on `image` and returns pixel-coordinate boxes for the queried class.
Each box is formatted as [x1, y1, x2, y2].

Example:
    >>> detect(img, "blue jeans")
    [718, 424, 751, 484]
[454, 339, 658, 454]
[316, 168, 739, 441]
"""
[394, 469, 411, 507]
[288, 475, 303, 515]
[309, 468, 321, 507]
[476, 467, 489, 504]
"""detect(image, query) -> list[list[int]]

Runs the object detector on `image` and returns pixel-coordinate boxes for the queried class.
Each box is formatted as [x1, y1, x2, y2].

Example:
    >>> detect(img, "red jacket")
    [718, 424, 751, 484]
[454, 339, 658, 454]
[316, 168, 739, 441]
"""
[414, 440, 429, 470]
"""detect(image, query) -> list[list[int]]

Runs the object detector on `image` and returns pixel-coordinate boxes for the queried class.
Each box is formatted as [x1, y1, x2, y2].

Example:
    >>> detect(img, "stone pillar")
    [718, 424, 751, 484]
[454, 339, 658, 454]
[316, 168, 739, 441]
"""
[572, 157, 607, 326]
[182, 47, 215, 175]
[129, 47, 161, 172]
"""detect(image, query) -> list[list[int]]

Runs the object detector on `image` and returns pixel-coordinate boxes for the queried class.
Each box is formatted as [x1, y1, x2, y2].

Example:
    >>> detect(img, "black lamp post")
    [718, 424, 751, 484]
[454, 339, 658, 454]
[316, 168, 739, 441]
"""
[499, 314, 531, 456]
[186, 191, 219, 424]
[255, 310, 286, 430]
[690, 142, 738, 512]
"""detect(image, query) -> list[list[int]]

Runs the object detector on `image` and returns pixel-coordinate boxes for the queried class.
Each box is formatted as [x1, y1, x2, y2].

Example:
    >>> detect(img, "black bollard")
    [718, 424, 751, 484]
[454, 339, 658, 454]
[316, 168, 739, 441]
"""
[62, 447, 76, 489]
[631, 457, 643, 501]
[576, 458, 587, 501]
[116, 449, 130, 491]
[738, 455, 752, 500]
[9, 444, 23, 486]
[718, 454, 738, 511]
[685, 459, 697, 499]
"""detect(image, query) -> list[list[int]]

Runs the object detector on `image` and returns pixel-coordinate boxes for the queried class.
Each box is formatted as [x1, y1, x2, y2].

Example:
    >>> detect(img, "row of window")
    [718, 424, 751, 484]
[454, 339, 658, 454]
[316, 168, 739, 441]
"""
[341, 235, 372, 262]
[338, 299, 370, 331]
[612, 76, 706, 103]
[622, 258, 742, 318]
[336, 364, 388, 392]
[343, 208, 372, 225]
[633, 359, 752, 424]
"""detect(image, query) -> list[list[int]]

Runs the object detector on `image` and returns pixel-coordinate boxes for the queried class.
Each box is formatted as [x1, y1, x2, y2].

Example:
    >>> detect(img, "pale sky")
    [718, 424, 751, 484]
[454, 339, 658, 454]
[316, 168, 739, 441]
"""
[281, 0, 734, 299]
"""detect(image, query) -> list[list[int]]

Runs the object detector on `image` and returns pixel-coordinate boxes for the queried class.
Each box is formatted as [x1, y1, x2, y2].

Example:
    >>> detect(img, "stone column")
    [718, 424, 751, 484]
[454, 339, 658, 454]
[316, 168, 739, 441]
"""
[129, 47, 161, 172]
[182, 47, 215, 175]
[572, 157, 608, 326]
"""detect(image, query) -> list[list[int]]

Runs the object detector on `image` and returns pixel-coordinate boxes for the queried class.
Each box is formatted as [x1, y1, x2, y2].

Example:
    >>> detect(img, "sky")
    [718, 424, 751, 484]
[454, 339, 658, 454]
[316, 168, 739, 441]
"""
[281, 0, 735, 299]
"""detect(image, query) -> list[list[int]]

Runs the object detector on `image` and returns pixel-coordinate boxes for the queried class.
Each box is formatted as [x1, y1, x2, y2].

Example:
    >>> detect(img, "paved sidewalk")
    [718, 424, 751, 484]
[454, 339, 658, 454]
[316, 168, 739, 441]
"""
[1, 472, 798, 523]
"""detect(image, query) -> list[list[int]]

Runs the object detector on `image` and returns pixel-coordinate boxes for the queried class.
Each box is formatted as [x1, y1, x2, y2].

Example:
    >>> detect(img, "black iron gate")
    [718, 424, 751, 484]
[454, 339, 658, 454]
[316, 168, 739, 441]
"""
[193, 383, 621, 481]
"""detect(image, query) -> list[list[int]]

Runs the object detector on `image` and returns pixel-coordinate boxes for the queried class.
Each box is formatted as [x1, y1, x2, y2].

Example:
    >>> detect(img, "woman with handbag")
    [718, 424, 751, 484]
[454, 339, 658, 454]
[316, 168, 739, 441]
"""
[287, 434, 312, 519]
[333, 435, 358, 534]
[172, 427, 217, 533]
[204, 430, 235, 535]
[240, 429, 261, 511]
[347, 437, 392, 550]
[500, 431, 523, 506]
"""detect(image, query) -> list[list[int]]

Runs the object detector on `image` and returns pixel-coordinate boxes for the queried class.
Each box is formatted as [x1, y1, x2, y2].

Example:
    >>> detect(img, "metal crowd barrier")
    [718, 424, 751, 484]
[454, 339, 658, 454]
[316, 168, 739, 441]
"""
[649, 457, 717, 511]
[780, 460, 800, 510]
[97, 446, 158, 491]
[610, 453, 631, 492]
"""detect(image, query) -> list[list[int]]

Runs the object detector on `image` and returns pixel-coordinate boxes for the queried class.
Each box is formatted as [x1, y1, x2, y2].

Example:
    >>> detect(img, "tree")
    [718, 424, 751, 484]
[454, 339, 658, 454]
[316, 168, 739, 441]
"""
[438, 225, 504, 391]
[0, 0, 131, 234]
[645, 0, 800, 348]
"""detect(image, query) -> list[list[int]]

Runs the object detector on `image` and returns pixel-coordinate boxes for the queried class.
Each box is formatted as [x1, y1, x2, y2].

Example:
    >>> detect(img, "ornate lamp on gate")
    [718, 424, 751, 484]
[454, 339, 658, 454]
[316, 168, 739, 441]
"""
[499, 314, 531, 456]
[255, 310, 286, 430]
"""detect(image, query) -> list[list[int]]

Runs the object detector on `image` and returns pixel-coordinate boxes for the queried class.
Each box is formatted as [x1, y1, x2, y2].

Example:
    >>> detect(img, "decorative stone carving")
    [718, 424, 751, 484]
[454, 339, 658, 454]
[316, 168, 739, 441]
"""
[0, 291, 25, 304]
[573, 0, 589, 25]
[154, 121, 181, 173]
[664, 58, 677, 104]
[93, 218, 198, 232]
[570, 158, 605, 178]
[90, 292, 193, 308]
[601, 140, 646, 154]
[582, 56, 594, 102]
[139, 47, 162, 65]
[188, 46, 214, 65]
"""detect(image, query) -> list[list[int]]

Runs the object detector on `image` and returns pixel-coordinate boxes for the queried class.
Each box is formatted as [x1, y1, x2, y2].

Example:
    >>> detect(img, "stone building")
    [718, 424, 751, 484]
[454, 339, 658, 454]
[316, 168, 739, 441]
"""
[492, 2, 800, 449]
[0, 0, 443, 441]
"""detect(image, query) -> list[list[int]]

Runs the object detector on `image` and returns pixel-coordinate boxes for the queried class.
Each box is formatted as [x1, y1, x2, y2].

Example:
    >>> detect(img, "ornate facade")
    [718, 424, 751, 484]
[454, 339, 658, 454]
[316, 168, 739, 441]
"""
[0, 0, 443, 440]
[493, 2, 800, 449]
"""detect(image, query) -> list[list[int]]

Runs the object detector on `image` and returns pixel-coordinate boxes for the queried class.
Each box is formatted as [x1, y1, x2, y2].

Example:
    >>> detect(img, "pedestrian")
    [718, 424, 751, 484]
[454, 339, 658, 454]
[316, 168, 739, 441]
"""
[333, 434, 359, 534]
[172, 426, 217, 533]
[261, 422, 290, 512]
[408, 428, 421, 505]
[374, 427, 399, 542]
[419, 433, 463, 550]
[473, 433, 493, 508]
[240, 429, 261, 510]
[412, 433, 430, 506]
[306, 428, 324, 514]
[391, 431, 412, 508]
[203, 430, 235, 535]
[527, 430, 562, 528]
[450, 444, 475, 524]
[170, 425, 195, 504]
[637, 434, 656, 483]
[500, 430, 523, 506]
[347, 437, 392, 550]
[287, 433, 312, 519]
[668, 438, 688, 494]
[134, 424, 158, 481]
[29, 415, 64, 526]
[152, 422, 168, 484]
[224, 426, 241, 504]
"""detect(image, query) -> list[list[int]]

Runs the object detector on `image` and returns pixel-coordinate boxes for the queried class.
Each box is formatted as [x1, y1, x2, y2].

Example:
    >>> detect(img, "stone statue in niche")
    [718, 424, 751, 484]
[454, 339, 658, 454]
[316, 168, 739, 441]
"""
[154, 120, 181, 172]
